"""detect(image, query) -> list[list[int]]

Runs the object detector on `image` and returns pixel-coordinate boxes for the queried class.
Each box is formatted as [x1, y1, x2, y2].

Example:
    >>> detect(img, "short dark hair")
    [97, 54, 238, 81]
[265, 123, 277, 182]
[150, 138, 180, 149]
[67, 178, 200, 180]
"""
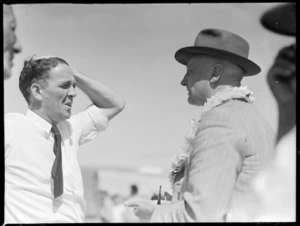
[19, 56, 69, 103]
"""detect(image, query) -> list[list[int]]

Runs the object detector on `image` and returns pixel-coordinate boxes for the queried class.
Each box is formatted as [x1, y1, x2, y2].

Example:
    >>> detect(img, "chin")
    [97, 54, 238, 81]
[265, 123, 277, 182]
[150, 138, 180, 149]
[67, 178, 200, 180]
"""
[65, 113, 72, 119]
[62, 111, 72, 120]
[188, 98, 203, 106]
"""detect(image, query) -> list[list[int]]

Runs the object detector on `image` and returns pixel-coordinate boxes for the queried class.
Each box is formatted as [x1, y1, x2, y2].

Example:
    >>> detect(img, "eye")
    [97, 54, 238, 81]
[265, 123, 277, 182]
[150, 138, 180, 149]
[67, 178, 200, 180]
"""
[60, 82, 71, 89]
[187, 69, 193, 74]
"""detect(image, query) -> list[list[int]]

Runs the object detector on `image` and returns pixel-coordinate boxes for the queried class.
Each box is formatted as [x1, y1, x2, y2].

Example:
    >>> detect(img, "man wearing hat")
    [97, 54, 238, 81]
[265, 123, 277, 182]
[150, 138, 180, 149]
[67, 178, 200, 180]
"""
[125, 28, 275, 222]
[250, 3, 296, 221]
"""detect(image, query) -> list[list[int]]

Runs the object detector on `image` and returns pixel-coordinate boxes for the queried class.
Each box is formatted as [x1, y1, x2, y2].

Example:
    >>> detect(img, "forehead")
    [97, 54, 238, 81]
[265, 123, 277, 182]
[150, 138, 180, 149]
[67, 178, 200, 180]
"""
[47, 64, 75, 83]
[187, 56, 205, 68]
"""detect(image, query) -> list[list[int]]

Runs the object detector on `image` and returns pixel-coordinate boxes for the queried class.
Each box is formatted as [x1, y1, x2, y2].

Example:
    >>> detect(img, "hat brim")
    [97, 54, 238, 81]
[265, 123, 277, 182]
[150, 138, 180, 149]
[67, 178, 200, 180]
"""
[175, 46, 261, 76]
[260, 3, 296, 36]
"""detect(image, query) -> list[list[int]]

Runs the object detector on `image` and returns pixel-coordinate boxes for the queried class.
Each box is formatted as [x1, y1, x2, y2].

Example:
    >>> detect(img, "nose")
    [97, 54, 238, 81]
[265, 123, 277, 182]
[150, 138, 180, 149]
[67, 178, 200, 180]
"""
[181, 74, 188, 86]
[68, 86, 77, 98]
[13, 36, 22, 54]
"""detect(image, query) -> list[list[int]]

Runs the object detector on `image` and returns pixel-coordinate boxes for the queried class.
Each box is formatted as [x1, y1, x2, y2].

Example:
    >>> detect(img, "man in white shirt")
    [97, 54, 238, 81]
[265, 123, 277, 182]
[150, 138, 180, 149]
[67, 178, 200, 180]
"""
[3, 4, 22, 80]
[5, 56, 125, 223]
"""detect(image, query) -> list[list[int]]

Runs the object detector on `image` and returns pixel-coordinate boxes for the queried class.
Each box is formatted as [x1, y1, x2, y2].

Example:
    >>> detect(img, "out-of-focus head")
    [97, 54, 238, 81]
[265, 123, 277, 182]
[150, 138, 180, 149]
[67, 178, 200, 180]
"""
[261, 3, 296, 102]
[19, 56, 77, 125]
[261, 3, 296, 37]
[130, 184, 138, 196]
[261, 3, 296, 141]
[3, 4, 22, 80]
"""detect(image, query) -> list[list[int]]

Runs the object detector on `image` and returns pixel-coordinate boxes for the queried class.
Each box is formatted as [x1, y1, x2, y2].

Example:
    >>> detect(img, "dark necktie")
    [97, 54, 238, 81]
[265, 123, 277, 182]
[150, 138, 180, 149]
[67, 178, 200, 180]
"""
[51, 126, 63, 198]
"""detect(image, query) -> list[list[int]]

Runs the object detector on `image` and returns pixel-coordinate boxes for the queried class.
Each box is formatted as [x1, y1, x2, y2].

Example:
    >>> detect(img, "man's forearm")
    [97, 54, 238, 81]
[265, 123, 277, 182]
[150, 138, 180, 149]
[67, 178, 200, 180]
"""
[74, 70, 125, 119]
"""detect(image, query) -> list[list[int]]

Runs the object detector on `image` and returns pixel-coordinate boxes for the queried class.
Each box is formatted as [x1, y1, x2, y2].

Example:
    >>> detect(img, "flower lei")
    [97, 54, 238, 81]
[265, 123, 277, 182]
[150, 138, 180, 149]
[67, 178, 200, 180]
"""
[168, 86, 255, 189]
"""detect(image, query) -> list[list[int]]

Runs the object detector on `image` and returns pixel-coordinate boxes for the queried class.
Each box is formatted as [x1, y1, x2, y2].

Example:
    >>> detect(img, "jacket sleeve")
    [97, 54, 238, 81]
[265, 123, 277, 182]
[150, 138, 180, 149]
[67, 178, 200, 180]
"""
[151, 105, 246, 222]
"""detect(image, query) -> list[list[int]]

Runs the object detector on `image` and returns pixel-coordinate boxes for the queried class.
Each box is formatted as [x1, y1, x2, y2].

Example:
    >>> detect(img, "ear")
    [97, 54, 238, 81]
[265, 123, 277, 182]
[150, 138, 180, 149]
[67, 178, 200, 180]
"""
[210, 64, 223, 83]
[31, 83, 44, 101]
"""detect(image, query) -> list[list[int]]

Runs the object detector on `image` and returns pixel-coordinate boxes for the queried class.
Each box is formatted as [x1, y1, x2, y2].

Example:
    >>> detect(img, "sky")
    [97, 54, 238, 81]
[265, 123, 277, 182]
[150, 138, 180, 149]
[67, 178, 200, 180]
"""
[4, 3, 295, 179]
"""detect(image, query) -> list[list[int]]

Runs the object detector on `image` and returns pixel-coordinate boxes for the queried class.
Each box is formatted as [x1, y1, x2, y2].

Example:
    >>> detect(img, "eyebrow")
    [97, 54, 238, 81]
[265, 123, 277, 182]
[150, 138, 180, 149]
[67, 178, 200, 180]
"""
[186, 64, 195, 70]
[59, 80, 77, 86]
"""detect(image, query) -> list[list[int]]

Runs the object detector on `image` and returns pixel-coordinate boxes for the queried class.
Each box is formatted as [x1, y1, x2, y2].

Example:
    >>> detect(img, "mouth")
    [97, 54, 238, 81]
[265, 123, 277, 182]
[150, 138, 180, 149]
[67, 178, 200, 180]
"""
[65, 102, 72, 108]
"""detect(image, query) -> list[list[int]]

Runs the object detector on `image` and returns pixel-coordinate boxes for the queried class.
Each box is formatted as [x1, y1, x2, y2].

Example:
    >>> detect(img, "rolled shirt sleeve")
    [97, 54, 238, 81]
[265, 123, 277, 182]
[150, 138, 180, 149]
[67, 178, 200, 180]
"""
[67, 104, 109, 146]
[151, 106, 246, 222]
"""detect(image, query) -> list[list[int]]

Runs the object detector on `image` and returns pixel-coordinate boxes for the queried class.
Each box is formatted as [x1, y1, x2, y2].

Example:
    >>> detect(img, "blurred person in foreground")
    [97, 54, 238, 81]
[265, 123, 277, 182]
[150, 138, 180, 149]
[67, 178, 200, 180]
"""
[125, 28, 275, 222]
[250, 3, 296, 221]
[3, 4, 22, 79]
[4, 55, 125, 223]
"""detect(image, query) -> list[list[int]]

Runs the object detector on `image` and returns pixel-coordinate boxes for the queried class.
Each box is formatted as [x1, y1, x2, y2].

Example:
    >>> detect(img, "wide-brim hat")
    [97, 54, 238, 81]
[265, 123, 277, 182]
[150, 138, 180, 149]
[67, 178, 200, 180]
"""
[260, 3, 296, 36]
[175, 28, 261, 76]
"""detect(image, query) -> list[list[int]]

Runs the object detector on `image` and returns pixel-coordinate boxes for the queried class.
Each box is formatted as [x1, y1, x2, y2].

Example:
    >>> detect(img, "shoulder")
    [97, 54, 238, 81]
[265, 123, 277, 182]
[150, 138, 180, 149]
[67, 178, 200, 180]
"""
[201, 100, 251, 124]
[5, 113, 27, 139]
[5, 112, 24, 119]
[5, 113, 26, 125]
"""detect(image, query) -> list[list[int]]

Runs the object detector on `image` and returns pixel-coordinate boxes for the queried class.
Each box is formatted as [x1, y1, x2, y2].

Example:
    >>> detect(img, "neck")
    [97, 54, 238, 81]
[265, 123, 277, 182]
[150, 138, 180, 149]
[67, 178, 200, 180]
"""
[210, 84, 237, 97]
[29, 105, 57, 126]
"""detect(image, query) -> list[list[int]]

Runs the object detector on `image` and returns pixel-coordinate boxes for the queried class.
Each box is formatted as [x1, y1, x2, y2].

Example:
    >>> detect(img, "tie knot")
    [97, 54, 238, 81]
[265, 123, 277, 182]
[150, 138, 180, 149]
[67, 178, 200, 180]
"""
[51, 126, 61, 136]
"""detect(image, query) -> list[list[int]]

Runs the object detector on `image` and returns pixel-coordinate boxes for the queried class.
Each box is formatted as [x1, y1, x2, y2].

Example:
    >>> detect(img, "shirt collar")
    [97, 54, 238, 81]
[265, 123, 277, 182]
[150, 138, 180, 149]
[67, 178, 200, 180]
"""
[25, 109, 53, 137]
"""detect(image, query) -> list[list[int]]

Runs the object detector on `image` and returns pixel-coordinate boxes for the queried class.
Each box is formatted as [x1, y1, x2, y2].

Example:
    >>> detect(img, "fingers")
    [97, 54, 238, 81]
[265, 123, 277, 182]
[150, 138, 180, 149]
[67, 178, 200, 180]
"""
[123, 197, 144, 207]
[124, 201, 139, 207]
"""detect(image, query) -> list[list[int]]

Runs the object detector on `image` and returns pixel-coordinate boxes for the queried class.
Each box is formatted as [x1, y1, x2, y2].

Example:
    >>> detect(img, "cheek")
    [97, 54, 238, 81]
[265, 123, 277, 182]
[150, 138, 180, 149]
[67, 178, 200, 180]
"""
[187, 75, 197, 88]
[3, 51, 11, 61]
[44, 93, 64, 108]
[3, 31, 14, 52]
[192, 81, 209, 96]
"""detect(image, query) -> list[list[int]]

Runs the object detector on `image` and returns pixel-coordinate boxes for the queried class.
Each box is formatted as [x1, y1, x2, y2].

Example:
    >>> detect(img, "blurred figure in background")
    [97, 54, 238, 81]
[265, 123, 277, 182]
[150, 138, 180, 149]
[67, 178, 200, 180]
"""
[251, 3, 296, 221]
[130, 184, 138, 196]
[111, 194, 126, 222]
[112, 184, 141, 222]
[122, 184, 141, 222]
[97, 190, 114, 222]
[3, 4, 22, 80]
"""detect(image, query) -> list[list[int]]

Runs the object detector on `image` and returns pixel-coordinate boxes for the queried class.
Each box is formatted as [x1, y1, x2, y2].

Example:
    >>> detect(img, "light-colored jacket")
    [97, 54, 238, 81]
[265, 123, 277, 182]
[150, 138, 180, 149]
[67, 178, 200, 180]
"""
[151, 99, 275, 222]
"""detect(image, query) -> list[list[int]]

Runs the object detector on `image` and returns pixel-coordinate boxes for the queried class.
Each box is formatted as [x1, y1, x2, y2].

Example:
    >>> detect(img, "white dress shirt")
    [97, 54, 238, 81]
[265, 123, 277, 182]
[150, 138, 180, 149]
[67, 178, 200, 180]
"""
[5, 105, 109, 223]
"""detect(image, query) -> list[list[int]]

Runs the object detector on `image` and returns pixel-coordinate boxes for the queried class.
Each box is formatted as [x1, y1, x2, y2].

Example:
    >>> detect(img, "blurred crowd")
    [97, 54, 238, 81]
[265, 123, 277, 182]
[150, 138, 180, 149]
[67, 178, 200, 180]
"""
[93, 184, 141, 223]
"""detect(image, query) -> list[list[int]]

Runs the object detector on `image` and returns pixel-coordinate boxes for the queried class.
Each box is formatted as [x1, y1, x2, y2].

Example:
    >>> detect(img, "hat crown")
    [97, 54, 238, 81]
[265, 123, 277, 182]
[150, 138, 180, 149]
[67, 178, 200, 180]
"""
[194, 29, 250, 59]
